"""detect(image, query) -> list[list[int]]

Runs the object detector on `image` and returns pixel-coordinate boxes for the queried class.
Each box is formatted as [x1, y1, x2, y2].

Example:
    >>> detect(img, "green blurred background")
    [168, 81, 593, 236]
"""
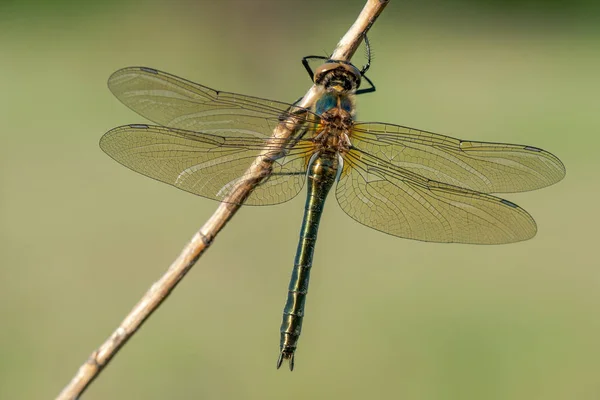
[1, 0, 598, 398]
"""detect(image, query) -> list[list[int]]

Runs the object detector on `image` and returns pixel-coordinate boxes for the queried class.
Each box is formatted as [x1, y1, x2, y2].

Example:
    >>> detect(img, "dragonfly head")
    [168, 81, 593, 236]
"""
[314, 60, 362, 94]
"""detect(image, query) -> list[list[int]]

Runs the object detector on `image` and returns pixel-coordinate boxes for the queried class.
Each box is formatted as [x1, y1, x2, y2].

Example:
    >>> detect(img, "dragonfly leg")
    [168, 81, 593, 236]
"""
[355, 73, 376, 95]
[301, 55, 330, 82]
[270, 172, 306, 177]
[359, 33, 372, 75]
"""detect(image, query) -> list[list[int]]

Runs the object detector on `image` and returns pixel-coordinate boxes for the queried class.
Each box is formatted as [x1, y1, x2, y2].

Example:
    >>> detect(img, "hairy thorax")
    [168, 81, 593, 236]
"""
[313, 89, 355, 154]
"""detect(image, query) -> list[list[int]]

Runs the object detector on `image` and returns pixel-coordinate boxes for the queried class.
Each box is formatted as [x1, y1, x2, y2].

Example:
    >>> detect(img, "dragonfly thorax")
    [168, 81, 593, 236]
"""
[313, 103, 353, 154]
[320, 106, 353, 131]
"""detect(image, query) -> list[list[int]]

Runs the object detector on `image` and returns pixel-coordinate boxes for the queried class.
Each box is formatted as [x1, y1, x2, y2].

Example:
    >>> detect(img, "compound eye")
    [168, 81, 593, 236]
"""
[313, 61, 335, 83]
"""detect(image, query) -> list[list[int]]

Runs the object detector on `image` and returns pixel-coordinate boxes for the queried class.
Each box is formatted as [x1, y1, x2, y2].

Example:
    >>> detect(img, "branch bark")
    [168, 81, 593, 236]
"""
[57, 1, 389, 398]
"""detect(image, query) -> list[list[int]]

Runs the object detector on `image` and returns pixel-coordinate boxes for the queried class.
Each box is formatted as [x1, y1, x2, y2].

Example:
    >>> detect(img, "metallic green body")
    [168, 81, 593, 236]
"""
[277, 151, 340, 370]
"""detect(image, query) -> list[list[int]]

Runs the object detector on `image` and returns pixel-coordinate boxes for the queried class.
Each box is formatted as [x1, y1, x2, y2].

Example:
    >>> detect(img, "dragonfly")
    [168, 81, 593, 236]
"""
[101, 52, 565, 371]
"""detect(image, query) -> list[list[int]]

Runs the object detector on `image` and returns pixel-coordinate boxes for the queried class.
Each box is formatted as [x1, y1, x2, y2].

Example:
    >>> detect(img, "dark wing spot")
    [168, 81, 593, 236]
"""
[500, 199, 518, 208]
[524, 146, 542, 152]
[140, 67, 158, 74]
[129, 124, 149, 129]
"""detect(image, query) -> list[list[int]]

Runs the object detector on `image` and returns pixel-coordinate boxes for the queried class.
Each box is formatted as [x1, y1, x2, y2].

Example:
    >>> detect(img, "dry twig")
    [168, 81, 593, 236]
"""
[57, 1, 389, 398]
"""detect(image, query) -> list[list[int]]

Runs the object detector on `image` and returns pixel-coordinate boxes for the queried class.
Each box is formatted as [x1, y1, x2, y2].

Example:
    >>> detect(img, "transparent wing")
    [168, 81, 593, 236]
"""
[351, 122, 566, 194]
[100, 124, 314, 205]
[108, 66, 320, 134]
[336, 149, 537, 244]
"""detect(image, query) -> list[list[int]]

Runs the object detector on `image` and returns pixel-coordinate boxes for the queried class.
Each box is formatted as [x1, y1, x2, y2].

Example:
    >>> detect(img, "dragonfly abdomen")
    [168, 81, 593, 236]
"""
[277, 152, 340, 371]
